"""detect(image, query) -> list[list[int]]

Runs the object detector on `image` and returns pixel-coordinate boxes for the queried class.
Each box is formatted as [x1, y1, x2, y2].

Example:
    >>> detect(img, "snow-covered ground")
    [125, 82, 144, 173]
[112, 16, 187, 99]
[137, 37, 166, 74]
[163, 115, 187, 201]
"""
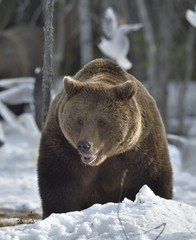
[1, 185, 196, 240]
[0, 115, 41, 214]
[0, 114, 196, 239]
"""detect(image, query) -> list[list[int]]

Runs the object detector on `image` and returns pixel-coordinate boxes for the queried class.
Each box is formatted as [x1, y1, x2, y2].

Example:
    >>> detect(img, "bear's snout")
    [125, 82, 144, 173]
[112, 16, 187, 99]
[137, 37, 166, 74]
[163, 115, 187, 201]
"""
[77, 140, 91, 153]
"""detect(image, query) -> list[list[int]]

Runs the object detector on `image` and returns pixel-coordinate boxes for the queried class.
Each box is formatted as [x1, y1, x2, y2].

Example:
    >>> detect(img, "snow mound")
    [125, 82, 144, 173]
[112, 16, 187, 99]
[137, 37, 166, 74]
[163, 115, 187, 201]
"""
[1, 186, 196, 240]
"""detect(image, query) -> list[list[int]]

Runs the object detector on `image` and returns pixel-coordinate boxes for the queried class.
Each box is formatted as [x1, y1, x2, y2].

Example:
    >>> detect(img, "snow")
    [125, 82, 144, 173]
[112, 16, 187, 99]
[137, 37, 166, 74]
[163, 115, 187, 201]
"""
[0, 114, 41, 214]
[0, 77, 35, 105]
[0, 186, 196, 240]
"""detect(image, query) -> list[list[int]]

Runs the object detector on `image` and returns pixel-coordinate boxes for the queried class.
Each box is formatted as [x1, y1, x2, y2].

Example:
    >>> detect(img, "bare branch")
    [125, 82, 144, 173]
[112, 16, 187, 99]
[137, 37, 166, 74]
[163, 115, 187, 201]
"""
[117, 169, 129, 240]
[187, 227, 196, 238]
[145, 222, 166, 240]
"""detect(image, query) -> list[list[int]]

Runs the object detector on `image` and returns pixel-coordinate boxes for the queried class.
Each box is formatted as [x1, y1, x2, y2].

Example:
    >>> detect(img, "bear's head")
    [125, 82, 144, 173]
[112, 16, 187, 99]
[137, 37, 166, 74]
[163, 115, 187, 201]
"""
[59, 75, 142, 167]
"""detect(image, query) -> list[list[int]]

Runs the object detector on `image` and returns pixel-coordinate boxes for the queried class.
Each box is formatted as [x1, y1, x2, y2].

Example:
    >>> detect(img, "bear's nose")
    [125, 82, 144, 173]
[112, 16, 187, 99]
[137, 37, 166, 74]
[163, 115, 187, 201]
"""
[77, 140, 91, 153]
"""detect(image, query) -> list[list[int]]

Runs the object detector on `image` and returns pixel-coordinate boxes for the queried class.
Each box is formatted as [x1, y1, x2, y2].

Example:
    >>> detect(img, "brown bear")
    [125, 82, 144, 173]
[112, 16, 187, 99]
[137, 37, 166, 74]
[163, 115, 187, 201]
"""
[38, 58, 172, 219]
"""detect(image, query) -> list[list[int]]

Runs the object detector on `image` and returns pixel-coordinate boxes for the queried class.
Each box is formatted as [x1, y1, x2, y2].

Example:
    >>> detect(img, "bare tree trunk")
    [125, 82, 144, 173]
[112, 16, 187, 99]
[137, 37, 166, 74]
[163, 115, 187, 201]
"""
[53, 0, 66, 78]
[42, 0, 55, 126]
[135, 0, 157, 98]
[177, 27, 195, 136]
[155, 0, 174, 127]
[78, 0, 94, 66]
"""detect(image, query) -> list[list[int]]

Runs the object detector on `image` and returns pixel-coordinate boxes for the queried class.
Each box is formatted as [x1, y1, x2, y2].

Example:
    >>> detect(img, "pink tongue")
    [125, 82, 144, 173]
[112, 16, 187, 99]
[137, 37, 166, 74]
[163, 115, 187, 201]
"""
[84, 155, 91, 161]
[81, 154, 97, 164]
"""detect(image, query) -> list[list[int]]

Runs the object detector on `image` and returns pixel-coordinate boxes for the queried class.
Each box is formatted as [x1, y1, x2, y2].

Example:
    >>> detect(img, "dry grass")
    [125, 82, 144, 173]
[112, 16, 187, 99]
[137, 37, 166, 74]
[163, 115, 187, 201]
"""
[0, 212, 41, 228]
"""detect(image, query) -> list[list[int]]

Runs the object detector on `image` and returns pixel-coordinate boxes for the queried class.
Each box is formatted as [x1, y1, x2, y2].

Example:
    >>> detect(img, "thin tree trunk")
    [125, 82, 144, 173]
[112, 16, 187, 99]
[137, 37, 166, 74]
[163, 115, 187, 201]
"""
[155, 0, 174, 127]
[54, 0, 66, 78]
[135, 0, 157, 98]
[33, 68, 43, 130]
[177, 27, 195, 136]
[78, 0, 94, 66]
[42, 0, 55, 126]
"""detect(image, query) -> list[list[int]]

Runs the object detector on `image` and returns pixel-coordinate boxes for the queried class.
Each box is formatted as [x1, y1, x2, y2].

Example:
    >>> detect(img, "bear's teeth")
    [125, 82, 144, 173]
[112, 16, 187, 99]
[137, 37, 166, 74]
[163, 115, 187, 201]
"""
[81, 154, 97, 164]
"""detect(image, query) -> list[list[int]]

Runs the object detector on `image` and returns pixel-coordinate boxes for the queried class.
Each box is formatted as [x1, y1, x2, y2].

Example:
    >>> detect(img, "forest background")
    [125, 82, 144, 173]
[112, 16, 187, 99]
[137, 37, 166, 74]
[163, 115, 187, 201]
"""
[0, 0, 195, 136]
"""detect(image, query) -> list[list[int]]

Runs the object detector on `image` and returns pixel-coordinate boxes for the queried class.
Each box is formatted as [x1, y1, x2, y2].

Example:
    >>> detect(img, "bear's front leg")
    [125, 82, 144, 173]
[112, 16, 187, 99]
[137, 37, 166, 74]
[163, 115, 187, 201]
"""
[39, 176, 83, 219]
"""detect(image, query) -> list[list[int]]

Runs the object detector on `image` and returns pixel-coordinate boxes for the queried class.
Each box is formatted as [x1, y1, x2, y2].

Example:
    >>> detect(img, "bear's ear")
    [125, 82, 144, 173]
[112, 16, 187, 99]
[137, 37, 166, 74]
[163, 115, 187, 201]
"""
[114, 80, 137, 101]
[63, 76, 83, 98]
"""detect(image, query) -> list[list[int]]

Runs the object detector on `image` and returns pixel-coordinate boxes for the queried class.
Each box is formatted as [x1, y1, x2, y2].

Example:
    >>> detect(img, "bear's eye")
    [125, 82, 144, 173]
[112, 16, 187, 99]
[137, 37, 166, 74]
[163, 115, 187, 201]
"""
[78, 119, 83, 126]
[98, 120, 106, 127]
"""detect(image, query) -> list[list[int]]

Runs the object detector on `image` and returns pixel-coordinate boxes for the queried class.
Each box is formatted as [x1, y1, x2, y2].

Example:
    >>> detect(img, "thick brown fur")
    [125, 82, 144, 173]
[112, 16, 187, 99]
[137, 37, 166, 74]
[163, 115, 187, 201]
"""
[38, 58, 173, 219]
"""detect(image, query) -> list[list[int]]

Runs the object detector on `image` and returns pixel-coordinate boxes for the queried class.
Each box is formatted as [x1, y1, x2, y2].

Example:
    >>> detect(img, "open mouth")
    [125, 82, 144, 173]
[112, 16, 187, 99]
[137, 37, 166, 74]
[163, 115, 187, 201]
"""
[80, 154, 97, 165]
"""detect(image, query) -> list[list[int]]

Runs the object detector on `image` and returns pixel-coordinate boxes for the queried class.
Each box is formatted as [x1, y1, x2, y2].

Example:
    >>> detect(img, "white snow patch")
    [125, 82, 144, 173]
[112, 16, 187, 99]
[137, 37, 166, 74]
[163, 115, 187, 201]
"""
[0, 186, 196, 240]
